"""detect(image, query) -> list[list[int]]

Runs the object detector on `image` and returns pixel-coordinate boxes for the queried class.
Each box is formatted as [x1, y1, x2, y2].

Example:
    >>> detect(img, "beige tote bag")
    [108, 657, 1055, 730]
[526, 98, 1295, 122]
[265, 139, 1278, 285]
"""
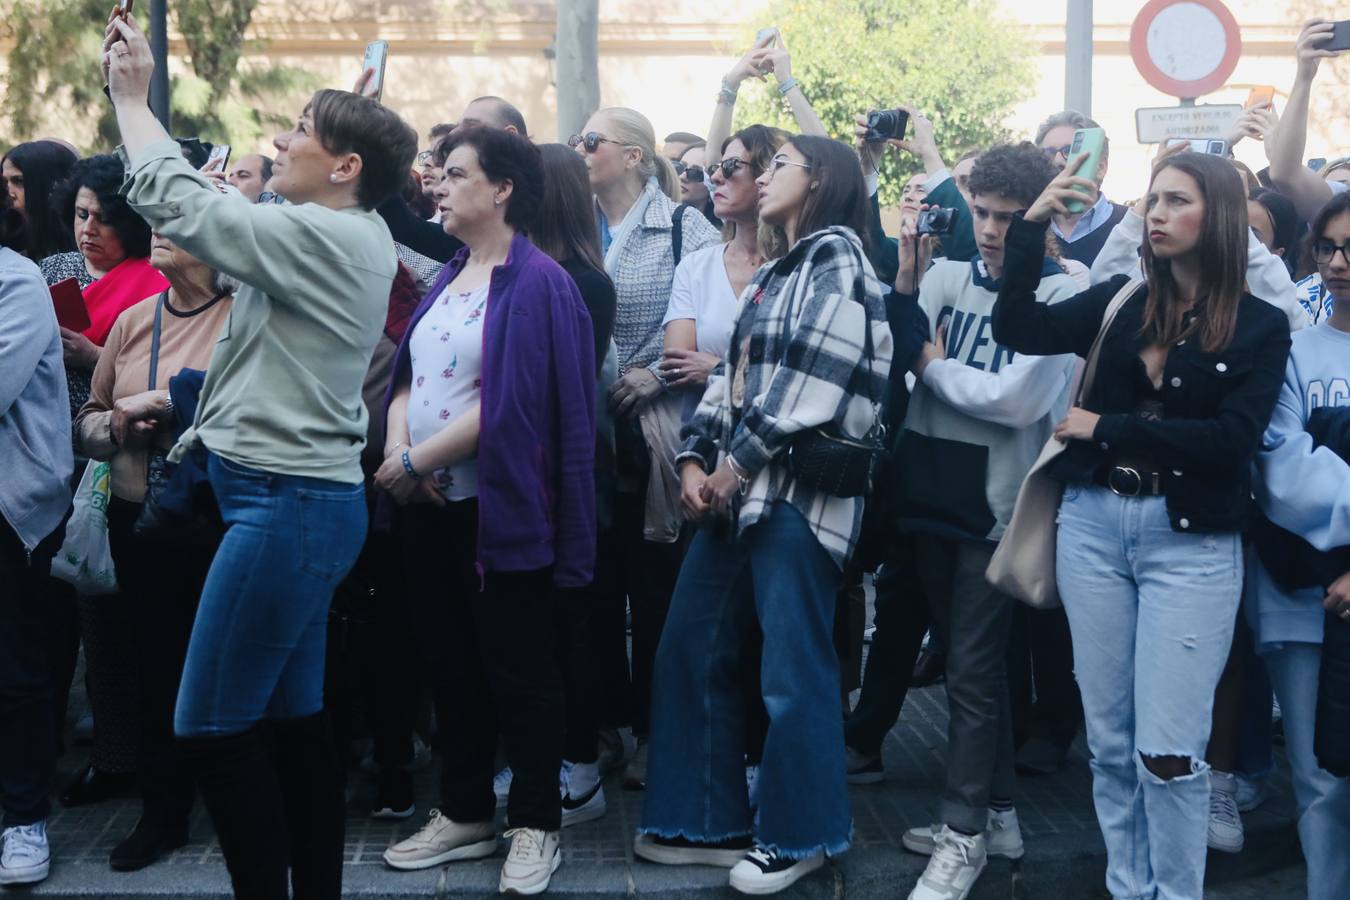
[986, 277, 1143, 608]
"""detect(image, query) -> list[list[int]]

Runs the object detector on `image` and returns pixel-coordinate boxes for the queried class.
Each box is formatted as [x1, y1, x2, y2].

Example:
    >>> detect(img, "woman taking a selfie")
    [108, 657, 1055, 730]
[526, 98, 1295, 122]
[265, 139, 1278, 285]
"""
[104, 14, 417, 899]
[635, 136, 892, 895]
[992, 151, 1290, 900]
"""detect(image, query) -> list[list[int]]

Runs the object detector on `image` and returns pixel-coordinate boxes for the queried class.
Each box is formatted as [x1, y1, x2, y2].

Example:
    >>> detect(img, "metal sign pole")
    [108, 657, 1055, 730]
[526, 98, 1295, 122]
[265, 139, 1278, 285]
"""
[1065, 0, 1093, 115]
[148, 0, 170, 129]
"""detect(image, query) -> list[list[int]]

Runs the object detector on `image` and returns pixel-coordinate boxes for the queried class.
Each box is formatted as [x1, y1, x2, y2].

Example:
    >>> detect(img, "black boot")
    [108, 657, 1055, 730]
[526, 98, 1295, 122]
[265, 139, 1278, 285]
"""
[270, 711, 346, 900]
[109, 815, 189, 871]
[110, 761, 196, 871]
[178, 727, 289, 900]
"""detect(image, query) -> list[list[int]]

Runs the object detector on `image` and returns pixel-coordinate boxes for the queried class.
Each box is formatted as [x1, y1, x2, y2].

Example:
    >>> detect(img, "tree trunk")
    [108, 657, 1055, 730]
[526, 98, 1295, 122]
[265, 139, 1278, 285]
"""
[555, 0, 600, 139]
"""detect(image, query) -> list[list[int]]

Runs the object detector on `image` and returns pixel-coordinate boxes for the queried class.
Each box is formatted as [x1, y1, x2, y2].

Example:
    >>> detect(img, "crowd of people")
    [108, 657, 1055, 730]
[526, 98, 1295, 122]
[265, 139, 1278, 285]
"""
[1, 9, 1349, 900]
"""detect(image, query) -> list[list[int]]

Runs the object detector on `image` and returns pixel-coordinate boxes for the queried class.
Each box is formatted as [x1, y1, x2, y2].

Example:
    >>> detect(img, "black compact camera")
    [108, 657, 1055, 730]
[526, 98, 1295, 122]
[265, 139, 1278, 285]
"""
[917, 207, 956, 236]
[864, 108, 909, 143]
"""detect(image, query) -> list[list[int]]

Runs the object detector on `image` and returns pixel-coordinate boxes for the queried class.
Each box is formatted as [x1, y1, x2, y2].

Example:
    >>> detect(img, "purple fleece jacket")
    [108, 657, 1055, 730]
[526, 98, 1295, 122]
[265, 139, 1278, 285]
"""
[385, 232, 597, 588]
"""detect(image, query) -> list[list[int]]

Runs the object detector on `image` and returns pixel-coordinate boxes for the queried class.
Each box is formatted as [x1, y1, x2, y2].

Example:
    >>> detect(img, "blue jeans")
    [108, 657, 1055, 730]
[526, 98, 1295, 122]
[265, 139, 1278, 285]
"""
[639, 502, 851, 858]
[174, 454, 367, 737]
[1262, 642, 1350, 900]
[1056, 485, 1241, 900]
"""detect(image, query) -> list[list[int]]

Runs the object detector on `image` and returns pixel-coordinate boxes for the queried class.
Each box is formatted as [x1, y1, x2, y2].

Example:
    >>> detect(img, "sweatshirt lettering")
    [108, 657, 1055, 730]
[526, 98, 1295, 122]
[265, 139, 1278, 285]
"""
[938, 306, 1015, 374]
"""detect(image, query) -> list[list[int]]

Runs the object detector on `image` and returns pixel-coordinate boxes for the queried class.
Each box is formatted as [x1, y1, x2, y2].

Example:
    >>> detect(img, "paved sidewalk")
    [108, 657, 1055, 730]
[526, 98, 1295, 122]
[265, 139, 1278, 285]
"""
[25, 682, 1302, 899]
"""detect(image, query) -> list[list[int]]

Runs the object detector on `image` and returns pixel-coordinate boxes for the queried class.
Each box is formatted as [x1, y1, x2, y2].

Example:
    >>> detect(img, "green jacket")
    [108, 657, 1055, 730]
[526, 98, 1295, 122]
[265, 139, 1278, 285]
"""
[124, 139, 397, 484]
[867, 173, 976, 286]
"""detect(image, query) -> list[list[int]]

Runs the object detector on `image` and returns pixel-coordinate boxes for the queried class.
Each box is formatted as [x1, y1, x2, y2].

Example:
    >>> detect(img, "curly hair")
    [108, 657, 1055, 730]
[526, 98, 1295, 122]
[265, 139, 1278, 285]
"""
[966, 142, 1059, 209]
[52, 154, 152, 260]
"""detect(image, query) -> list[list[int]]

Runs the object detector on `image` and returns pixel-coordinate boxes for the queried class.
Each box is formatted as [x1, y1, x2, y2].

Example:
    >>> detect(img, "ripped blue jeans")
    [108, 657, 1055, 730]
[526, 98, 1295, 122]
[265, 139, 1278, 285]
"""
[1056, 485, 1241, 900]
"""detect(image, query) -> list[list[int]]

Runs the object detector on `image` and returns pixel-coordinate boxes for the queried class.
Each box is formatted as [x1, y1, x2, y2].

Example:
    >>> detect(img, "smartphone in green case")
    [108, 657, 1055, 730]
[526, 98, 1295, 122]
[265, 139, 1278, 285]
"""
[1065, 127, 1105, 215]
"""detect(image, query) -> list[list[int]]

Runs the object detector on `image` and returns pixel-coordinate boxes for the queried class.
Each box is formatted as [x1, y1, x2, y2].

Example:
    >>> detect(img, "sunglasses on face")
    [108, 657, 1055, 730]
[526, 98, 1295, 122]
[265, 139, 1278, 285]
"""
[705, 158, 751, 180]
[567, 132, 625, 153]
[673, 160, 705, 182]
[1042, 144, 1072, 160]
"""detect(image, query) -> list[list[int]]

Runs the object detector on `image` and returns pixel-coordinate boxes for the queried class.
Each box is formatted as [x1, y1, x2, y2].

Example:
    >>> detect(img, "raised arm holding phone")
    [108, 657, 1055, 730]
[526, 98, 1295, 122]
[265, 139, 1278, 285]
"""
[102, 13, 418, 900]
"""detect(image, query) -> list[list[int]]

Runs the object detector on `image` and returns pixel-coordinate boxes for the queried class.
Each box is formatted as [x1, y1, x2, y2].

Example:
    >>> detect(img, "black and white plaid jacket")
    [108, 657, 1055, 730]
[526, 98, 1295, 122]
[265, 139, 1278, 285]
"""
[678, 226, 893, 567]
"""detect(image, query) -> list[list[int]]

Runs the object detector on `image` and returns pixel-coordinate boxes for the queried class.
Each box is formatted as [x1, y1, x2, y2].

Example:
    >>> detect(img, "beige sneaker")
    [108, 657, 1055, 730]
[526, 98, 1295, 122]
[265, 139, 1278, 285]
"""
[383, 810, 496, 871]
[498, 828, 560, 895]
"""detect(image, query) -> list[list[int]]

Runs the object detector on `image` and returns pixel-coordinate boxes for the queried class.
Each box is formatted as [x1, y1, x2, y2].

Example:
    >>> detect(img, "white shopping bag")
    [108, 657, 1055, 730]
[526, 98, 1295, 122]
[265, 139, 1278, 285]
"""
[50, 461, 119, 595]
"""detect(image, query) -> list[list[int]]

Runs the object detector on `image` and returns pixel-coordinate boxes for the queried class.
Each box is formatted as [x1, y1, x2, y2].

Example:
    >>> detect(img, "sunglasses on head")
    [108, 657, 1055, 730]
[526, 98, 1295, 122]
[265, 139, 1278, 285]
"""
[567, 132, 624, 153]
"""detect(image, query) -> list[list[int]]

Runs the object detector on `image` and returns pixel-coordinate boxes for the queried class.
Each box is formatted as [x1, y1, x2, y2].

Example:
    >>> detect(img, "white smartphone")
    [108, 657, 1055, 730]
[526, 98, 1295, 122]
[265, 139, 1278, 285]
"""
[205, 143, 231, 173]
[755, 27, 779, 48]
[362, 41, 390, 102]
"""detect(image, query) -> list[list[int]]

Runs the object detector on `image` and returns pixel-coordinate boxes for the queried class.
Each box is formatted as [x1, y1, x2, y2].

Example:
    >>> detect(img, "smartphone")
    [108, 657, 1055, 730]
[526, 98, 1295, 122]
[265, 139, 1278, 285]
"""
[362, 41, 389, 102]
[50, 278, 91, 332]
[1166, 137, 1230, 155]
[755, 27, 779, 48]
[116, 0, 133, 15]
[205, 143, 231, 173]
[1245, 85, 1275, 108]
[1065, 127, 1105, 214]
[1327, 20, 1350, 53]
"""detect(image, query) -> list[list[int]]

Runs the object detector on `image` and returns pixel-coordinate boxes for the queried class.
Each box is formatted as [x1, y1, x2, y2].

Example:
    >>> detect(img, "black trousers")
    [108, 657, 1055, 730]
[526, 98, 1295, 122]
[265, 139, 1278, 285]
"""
[401, 500, 564, 831]
[1006, 605, 1084, 750]
[106, 496, 210, 826]
[0, 518, 63, 827]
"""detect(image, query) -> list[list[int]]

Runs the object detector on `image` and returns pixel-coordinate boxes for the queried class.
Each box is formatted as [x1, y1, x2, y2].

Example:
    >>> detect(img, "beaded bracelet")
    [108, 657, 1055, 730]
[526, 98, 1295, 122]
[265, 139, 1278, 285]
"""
[401, 448, 421, 479]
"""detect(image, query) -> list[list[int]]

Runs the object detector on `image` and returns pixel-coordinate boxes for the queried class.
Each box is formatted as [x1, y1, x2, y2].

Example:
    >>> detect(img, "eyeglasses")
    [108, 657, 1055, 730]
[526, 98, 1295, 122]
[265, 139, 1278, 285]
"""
[567, 132, 625, 153]
[416, 150, 435, 165]
[767, 154, 812, 178]
[1314, 240, 1350, 265]
[708, 158, 751, 179]
[1042, 144, 1072, 160]
[673, 160, 705, 182]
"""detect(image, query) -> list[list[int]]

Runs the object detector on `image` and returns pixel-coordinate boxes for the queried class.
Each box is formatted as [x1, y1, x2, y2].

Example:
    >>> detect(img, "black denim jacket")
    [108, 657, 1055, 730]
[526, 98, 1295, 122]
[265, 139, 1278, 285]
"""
[992, 215, 1291, 534]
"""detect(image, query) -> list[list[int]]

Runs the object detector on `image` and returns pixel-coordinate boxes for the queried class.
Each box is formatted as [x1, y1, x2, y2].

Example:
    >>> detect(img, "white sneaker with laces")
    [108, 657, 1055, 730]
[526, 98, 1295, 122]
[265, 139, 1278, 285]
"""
[494, 767, 514, 810]
[560, 760, 606, 827]
[383, 810, 497, 870]
[728, 845, 825, 895]
[0, 821, 51, 886]
[499, 827, 560, 895]
[902, 807, 1023, 860]
[907, 826, 986, 900]
[1207, 771, 1244, 853]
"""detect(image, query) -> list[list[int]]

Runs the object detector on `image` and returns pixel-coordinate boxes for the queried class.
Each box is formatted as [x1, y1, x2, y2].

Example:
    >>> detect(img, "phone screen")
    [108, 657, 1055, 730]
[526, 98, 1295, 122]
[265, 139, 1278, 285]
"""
[362, 41, 389, 102]
[206, 144, 231, 172]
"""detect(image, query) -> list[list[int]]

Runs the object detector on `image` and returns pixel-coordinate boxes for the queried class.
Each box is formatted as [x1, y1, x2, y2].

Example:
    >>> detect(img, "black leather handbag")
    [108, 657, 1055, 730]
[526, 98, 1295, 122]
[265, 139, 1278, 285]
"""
[778, 267, 886, 499]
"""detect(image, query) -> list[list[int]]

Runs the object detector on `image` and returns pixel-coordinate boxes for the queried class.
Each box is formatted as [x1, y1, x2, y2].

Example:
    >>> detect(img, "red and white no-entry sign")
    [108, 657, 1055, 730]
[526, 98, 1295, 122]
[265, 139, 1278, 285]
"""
[1129, 0, 1243, 99]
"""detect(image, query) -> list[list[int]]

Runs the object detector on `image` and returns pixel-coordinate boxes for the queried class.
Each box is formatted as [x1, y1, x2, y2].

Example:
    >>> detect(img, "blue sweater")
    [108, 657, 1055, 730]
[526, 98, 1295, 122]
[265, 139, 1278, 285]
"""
[1250, 322, 1350, 650]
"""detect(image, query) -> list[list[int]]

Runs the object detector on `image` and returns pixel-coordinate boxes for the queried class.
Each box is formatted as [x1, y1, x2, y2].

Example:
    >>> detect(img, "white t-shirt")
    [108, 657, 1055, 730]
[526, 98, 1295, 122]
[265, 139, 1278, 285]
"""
[662, 243, 739, 360]
[407, 283, 488, 500]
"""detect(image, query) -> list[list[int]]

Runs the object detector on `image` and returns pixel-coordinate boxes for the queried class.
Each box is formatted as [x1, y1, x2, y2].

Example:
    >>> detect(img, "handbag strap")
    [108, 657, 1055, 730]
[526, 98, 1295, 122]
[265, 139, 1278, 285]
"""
[1075, 278, 1143, 406]
[147, 291, 167, 391]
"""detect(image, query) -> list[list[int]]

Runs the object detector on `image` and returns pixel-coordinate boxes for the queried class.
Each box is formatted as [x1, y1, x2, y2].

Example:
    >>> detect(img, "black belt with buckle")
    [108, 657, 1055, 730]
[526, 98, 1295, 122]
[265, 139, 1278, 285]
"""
[1094, 465, 1164, 497]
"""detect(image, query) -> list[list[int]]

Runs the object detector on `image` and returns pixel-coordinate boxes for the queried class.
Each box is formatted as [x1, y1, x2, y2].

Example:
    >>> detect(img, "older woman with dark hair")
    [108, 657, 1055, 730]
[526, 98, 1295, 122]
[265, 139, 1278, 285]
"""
[74, 235, 235, 872]
[105, 14, 417, 899]
[42, 154, 168, 417]
[1, 140, 78, 261]
[379, 125, 596, 895]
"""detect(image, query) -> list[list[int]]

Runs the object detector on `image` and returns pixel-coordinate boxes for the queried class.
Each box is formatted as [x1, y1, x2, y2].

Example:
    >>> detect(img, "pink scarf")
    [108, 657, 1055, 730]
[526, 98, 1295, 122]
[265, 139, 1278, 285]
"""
[81, 256, 170, 346]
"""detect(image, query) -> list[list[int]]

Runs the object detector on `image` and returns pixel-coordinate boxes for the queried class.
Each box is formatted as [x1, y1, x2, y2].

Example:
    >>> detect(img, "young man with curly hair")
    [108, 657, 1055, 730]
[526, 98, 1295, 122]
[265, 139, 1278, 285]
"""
[890, 142, 1083, 900]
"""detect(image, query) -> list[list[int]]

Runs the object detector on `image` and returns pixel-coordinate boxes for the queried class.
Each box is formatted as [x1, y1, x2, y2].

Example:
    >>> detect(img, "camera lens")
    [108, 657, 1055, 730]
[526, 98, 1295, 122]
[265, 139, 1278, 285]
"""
[868, 110, 896, 135]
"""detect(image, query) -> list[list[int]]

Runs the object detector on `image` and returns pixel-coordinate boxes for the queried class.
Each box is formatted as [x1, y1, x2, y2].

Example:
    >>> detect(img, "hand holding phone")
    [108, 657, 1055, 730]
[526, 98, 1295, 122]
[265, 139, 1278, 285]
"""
[360, 41, 389, 102]
[1064, 128, 1105, 214]
[205, 143, 232, 173]
[50, 278, 91, 333]
[1327, 20, 1350, 53]
[1245, 85, 1275, 109]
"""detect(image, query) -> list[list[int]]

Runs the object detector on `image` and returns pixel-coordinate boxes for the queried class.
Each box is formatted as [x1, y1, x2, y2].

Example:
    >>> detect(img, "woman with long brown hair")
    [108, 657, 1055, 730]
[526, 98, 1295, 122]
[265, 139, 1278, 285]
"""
[991, 151, 1290, 900]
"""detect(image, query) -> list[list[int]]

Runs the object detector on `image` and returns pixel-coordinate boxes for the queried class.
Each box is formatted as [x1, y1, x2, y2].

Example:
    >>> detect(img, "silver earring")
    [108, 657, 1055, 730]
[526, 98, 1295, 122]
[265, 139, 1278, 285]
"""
[494, 199, 501, 207]
[329, 173, 338, 183]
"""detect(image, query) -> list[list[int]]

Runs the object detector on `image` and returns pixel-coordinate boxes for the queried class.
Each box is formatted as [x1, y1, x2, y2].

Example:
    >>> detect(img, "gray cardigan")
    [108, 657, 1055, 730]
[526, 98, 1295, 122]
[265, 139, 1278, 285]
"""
[0, 246, 73, 551]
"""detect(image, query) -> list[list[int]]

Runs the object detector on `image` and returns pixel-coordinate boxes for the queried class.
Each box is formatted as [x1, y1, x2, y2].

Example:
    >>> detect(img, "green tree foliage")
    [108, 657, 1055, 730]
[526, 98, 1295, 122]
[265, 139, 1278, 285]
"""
[737, 0, 1036, 207]
[0, 0, 318, 152]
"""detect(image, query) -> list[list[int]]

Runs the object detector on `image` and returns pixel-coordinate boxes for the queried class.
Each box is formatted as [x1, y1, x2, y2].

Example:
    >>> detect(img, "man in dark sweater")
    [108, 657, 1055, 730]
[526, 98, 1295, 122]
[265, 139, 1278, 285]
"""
[1033, 110, 1127, 268]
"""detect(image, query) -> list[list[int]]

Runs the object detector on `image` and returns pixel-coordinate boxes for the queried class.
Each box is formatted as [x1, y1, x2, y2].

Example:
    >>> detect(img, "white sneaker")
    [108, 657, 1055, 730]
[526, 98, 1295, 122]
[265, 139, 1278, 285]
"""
[499, 828, 560, 895]
[1207, 771, 1244, 853]
[902, 808, 1023, 860]
[728, 845, 825, 895]
[560, 761, 606, 827]
[0, 821, 51, 886]
[494, 767, 514, 810]
[907, 826, 986, 900]
[1235, 774, 1268, 813]
[383, 810, 497, 870]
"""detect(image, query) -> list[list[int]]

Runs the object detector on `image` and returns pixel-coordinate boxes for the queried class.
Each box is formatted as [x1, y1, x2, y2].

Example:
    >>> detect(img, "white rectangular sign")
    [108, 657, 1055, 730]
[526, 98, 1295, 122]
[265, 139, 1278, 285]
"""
[1135, 104, 1243, 144]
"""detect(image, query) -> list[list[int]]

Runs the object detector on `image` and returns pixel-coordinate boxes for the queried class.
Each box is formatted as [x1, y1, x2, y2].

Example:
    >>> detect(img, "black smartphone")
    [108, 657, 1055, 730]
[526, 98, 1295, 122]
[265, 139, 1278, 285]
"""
[1328, 20, 1350, 52]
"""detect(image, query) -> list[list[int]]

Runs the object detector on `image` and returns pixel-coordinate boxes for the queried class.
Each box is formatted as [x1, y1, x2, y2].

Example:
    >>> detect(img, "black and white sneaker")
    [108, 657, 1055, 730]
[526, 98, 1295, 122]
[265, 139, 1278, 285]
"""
[560, 761, 606, 828]
[729, 845, 825, 894]
[633, 833, 753, 868]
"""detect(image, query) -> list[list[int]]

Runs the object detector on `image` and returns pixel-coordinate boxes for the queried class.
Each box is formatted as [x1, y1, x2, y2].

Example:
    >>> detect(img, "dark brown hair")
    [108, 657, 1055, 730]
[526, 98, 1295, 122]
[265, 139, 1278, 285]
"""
[1139, 152, 1248, 354]
[720, 124, 791, 257]
[784, 135, 869, 252]
[438, 125, 543, 231]
[533, 143, 608, 277]
[305, 89, 418, 209]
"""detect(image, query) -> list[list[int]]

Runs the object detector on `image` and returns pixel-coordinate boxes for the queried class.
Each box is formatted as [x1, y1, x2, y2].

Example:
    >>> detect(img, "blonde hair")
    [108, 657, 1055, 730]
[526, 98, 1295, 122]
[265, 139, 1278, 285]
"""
[595, 107, 679, 200]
